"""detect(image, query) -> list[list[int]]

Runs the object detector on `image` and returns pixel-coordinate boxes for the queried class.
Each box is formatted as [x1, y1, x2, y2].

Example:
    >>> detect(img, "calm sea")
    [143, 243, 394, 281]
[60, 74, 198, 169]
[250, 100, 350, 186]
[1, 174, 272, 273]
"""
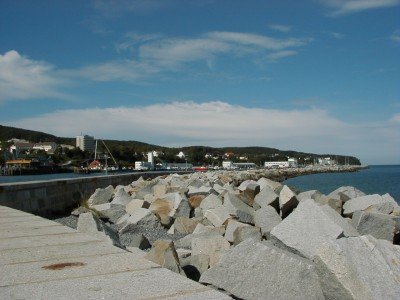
[0, 171, 134, 184]
[1, 165, 399, 204]
[284, 165, 400, 204]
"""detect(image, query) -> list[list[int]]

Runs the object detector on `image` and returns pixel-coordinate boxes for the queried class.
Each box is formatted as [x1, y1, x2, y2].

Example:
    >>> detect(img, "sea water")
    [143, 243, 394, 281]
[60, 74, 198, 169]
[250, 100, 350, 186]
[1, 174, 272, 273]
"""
[284, 165, 400, 204]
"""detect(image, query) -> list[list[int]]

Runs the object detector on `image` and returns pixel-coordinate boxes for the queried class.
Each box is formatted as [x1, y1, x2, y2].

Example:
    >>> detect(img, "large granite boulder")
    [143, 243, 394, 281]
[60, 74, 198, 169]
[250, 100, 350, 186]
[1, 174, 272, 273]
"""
[204, 205, 231, 227]
[87, 185, 114, 206]
[200, 239, 324, 299]
[328, 186, 365, 203]
[110, 187, 132, 206]
[145, 240, 184, 275]
[91, 203, 126, 224]
[192, 234, 230, 267]
[233, 226, 261, 246]
[119, 208, 160, 234]
[352, 211, 399, 243]
[253, 186, 279, 212]
[279, 185, 299, 218]
[173, 217, 199, 234]
[224, 219, 250, 243]
[199, 194, 222, 211]
[314, 235, 400, 300]
[77, 212, 122, 247]
[254, 205, 282, 237]
[270, 199, 344, 258]
[223, 192, 254, 217]
[343, 194, 398, 217]
[257, 177, 283, 193]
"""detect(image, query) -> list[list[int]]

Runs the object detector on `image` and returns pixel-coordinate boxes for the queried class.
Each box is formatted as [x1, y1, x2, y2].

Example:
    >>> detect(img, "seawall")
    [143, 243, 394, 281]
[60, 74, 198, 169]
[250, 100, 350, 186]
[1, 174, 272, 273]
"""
[0, 171, 191, 218]
[0, 165, 366, 218]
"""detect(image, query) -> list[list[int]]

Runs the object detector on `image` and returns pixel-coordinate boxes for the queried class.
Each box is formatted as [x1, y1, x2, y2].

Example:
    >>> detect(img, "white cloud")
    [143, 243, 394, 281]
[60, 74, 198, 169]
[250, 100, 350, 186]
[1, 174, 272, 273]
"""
[390, 29, 400, 42]
[76, 31, 311, 82]
[7, 101, 400, 164]
[330, 32, 344, 39]
[0, 50, 65, 102]
[321, 0, 400, 16]
[268, 24, 292, 33]
[267, 50, 298, 61]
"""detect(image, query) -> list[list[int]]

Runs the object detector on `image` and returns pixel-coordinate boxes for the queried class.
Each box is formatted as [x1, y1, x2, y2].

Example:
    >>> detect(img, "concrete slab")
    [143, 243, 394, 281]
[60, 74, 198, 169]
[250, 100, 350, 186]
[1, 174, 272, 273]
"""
[0, 205, 228, 299]
[0, 240, 124, 265]
[0, 224, 77, 239]
[0, 252, 158, 286]
[0, 220, 63, 229]
[1, 268, 229, 299]
[0, 232, 101, 251]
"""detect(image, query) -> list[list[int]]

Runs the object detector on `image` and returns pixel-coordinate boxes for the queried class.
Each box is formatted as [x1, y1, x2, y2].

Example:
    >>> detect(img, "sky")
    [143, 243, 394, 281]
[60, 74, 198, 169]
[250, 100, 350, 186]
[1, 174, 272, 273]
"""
[0, 0, 399, 165]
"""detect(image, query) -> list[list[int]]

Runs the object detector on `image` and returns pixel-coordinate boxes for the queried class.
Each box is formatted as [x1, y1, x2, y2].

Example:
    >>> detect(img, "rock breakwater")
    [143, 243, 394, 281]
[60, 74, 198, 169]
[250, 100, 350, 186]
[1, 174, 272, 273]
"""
[69, 166, 400, 300]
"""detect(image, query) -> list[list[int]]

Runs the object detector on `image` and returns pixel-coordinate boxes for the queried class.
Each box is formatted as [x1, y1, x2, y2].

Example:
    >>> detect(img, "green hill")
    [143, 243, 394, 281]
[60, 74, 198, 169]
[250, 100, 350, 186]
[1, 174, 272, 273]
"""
[0, 124, 361, 166]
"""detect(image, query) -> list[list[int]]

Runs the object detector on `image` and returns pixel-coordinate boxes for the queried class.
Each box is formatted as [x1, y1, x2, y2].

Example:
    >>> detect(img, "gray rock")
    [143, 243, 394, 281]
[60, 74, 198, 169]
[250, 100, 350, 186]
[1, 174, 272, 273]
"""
[91, 203, 126, 224]
[199, 194, 222, 211]
[314, 235, 400, 300]
[145, 240, 184, 275]
[233, 226, 261, 246]
[223, 192, 254, 217]
[77, 212, 122, 247]
[241, 183, 260, 206]
[253, 186, 279, 212]
[236, 210, 254, 224]
[297, 190, 323, 202]
[270, 199, 344, 259]
[257, 177, 283, 193]
[320, 205, 359, 237]
[87, 185, 114, 206]
[119, 208, 160, 234]
[126, 234, 151, 250]
[200, 239, 324, 300]
[125, 199, 146, 214]
[175, 197, 191, 218]
[328, 186, 365, 202]
[224, 219, 250, 243]
[279, 185, 299, 218]
[173, 217, 199, 234]
[238, 180, 257, 191]
[352, 211, 399, 242]
[187, 185, 213, 197]
[184, 254, 210, 276]
[316, 195, 343, 214]
[343, 194, 396, 217]
[254, 205, 282, 237]
[111, 187, 132, 206]
[192, 235, 230, 267]
[174, 231, 221, 249]
[152, 184, 167, 198]
[204, 205, 231, 227]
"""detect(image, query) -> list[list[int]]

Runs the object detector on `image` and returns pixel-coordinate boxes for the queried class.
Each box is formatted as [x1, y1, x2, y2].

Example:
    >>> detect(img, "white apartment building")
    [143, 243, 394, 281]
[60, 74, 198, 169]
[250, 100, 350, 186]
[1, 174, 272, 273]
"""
[76, 135, 95, 152]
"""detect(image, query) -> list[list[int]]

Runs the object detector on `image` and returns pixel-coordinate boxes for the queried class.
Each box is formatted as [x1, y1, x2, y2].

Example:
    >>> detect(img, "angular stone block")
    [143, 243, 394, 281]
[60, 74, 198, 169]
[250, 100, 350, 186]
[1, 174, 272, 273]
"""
[145, 240, 184, 275]
[314, 235, 400, 300]
[254, 205, 282, 237]
[200, 239, 324, 300]
[279, 185, 298, 218]
[270, 199, 343, 259]
[352, 211, 399, 242]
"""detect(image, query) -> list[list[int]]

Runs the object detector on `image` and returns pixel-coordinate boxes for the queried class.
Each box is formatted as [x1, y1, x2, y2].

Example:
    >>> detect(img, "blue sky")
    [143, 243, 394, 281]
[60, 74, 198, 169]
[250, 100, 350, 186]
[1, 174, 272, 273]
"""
[0, 0, 399, 164]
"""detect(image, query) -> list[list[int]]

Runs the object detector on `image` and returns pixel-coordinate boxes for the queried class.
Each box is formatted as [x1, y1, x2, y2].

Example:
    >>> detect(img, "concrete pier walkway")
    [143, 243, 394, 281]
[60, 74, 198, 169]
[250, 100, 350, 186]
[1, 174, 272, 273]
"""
[0, 205, 228, 299]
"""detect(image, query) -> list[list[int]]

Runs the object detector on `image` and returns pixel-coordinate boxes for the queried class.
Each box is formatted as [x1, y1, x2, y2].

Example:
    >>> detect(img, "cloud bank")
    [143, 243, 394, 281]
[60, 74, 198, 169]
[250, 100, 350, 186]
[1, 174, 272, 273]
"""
[321, 0, 400, 16]
[7, 101, 400, 164]
[0, 50, 65, 102]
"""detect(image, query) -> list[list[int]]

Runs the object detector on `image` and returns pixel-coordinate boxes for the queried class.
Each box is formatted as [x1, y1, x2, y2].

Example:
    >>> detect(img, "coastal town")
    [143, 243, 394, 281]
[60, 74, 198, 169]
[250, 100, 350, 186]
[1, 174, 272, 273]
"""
[0, 133, 353, 176]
